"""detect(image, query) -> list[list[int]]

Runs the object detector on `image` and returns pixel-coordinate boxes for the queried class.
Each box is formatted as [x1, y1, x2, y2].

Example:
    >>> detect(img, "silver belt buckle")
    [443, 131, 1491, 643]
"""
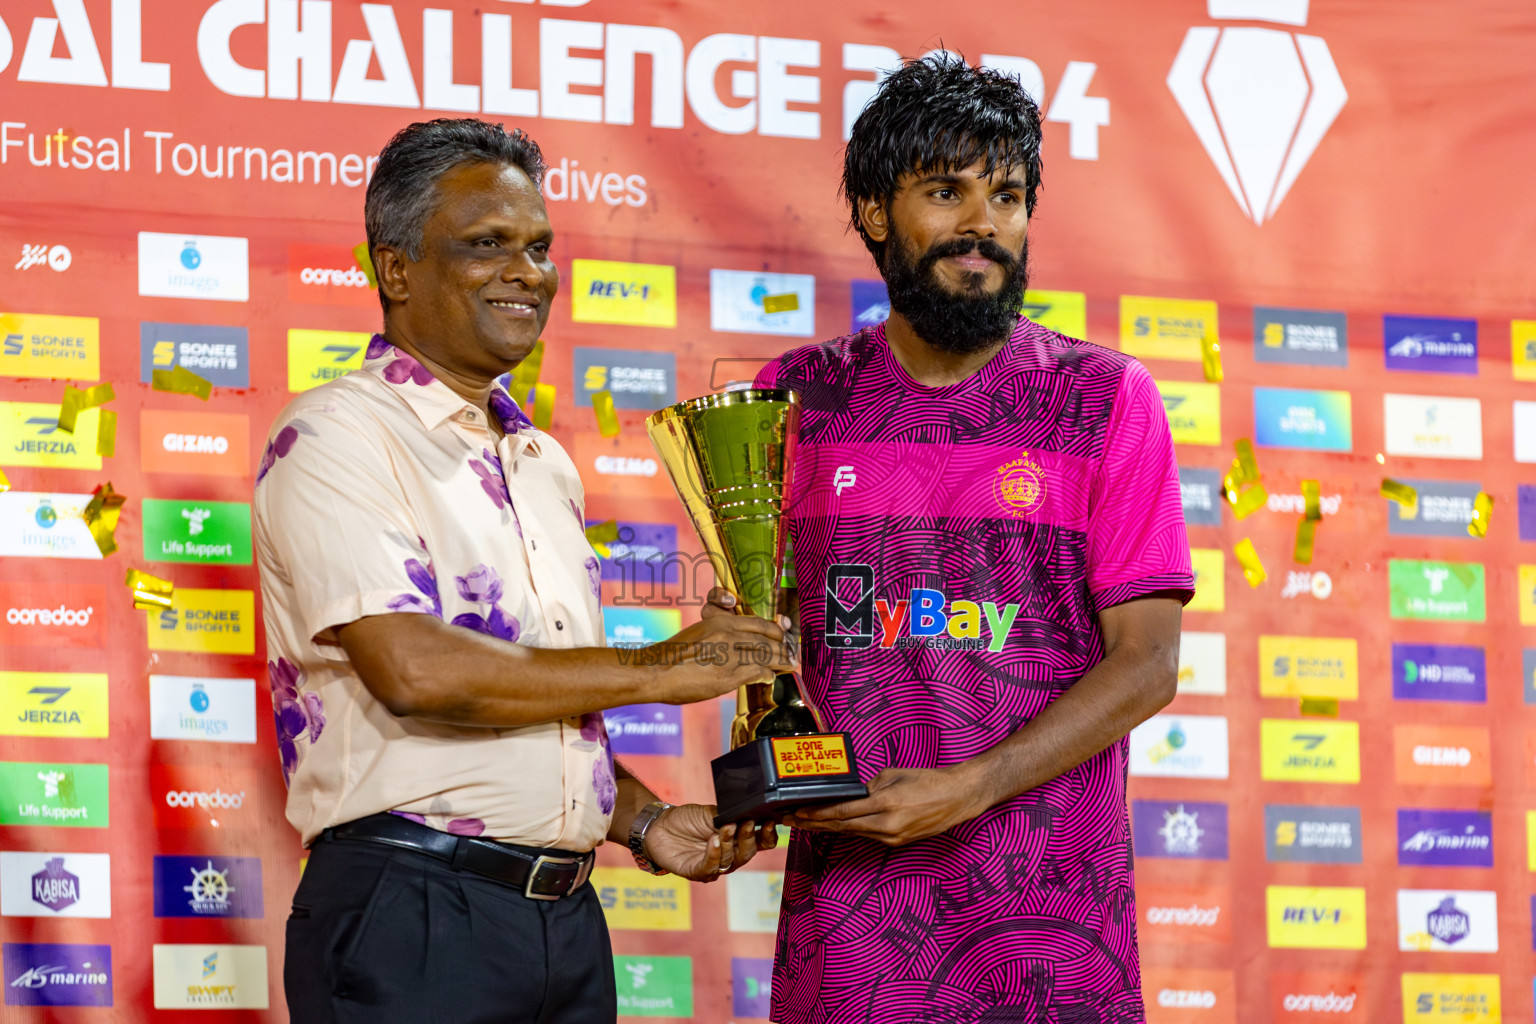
[525, 854, 579, 901]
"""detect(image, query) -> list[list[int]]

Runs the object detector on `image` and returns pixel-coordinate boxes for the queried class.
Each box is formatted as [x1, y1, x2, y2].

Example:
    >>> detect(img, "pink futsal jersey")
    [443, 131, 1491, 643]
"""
[755, 316, 1194, 1024]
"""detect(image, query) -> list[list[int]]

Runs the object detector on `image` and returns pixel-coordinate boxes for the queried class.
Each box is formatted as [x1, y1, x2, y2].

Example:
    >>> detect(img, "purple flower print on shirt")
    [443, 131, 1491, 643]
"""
[489, 389, 534, 433]
[366, 334, 392, 359]
[583, 556, 601, 599]
[593, 760, 617, 816]
[382, 347, 435, 386]
[578, 712, 617, 815]
[450, 564, 520, 642]
[456, 564, 505, 604]
[255, 419, 317, 485]
[387, 554, 444, 617]
[470, 450, 509, 511]
[447, 817, 486, 837]
[270, 657, 324, 786]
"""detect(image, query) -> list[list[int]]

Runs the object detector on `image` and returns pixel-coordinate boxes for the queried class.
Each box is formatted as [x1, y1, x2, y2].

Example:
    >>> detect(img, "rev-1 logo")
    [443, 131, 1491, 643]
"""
[823, 564, 874, 650]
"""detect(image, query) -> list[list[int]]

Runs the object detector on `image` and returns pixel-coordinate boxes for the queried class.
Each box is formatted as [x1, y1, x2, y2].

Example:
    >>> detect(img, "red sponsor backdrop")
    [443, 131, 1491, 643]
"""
[1, 0, 1535, 1019]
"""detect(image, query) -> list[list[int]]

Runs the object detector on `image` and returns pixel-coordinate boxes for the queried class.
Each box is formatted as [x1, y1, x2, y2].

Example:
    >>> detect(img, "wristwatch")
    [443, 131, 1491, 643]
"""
[628, 800, 673, 875]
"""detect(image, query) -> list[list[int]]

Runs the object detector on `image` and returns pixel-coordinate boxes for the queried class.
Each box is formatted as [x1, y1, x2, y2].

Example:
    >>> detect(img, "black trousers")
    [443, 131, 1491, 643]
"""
[285, 835, 616, 1023]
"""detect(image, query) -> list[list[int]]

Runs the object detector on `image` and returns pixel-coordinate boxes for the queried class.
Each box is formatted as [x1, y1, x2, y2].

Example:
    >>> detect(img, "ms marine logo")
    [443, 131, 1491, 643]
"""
[994, 451, 1047, 518]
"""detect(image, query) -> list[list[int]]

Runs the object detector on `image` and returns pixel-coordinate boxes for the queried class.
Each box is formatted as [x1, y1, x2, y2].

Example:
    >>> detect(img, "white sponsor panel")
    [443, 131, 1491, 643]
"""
[709, 270, 816, 337]
[1178, 631, 1227, 695]
[148, 676, 257, 744]
[137, 232, 249, 302]
[1382, 394, 1483, 460]
[1395, 889, 1498, 953]
[152, 944, 269, 1009]
[727, 871, 784, 933]
[0, 851, 112, 918]
[1129, 715, 1230, 779]
[1514, 401, 1536, 463]
[0, 493, 103, 560]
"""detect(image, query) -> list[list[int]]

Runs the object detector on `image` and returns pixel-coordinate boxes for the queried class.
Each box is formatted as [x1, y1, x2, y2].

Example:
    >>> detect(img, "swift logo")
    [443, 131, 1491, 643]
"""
[1167, 0, 1348, 224]
[832, 466, 857, 496]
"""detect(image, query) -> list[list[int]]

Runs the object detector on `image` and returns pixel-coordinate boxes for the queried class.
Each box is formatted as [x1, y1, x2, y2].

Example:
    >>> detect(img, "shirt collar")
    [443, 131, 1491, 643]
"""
[363, 334, 535, 438]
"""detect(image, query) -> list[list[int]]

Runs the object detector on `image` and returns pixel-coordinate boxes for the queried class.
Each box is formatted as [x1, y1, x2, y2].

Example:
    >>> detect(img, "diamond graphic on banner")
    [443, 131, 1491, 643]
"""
[1167, 1, 1348, 225]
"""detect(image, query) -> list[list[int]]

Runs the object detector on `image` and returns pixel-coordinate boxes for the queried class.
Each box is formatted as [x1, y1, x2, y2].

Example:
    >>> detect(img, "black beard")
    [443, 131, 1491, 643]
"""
[880, 228, 1029, 355]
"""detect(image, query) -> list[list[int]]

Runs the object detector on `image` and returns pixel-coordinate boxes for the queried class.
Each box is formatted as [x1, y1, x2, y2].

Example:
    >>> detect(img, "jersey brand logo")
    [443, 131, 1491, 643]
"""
[832, 466, 857, 496]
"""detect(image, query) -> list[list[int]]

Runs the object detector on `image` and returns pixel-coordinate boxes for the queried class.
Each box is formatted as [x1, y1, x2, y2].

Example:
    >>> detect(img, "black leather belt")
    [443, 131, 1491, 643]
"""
[321, 813, 595, 901]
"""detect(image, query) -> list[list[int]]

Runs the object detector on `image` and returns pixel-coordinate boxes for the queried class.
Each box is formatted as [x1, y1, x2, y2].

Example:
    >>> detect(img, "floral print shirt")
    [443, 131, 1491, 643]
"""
[254, 336, 613, 849]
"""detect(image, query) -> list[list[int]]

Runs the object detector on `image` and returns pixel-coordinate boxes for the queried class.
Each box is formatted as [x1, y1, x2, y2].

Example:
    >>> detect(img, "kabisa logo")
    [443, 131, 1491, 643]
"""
[1427, 898, 1470, 946]
[15, 243, 72, 272]
[0, 851, 110, 917]
[1398, 891, 1498, 953]
[993, 451, 1047, 518]
[30, 857, 80, 913]
[1168, 0, 1347, 224]
[2, 943, 113, 1008]
[821, 565, 1020, 653]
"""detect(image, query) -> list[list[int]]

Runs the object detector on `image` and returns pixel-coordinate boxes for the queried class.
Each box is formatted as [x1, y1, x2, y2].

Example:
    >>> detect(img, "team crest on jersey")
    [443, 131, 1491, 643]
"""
[994, 451, 1046, 518]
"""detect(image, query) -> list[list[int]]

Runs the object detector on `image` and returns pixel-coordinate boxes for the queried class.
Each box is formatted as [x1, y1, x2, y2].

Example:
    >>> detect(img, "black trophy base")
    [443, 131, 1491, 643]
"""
[711, 734, 868, 827]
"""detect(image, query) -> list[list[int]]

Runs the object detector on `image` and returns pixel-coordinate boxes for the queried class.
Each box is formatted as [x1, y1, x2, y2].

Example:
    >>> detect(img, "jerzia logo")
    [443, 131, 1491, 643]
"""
[821, 565, 1019, 653]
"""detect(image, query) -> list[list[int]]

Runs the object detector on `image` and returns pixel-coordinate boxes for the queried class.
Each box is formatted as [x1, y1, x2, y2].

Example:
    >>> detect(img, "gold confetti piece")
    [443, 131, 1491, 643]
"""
[82, 482, 126, 557]
[56, 382, 114, 433]
[1200, 336, 1223, 383]
[0, 467, 9, 493]
[1233, 482, 1268, 519]
[95, 409, 117, 458]
[510, 340, 545, 402]
[762, 293, 800, 314]
[592, 389, 620, 438]
[1299, 696, 1340, 718]
[1301, 479, 1322, 522]
[351, 242, 378, 288]
[531, 382, 555, 431]
[125, 567, 175, 611]
[1294, 518, 1316, 565]
[1234, 537, 1267, 587]
[1380, 477, 1418, 519]
[152, 364, 213, 400]
[585, 520, 619, 559]
[1233, 438, 1259, 483]
[1469, 491, 1493, 538]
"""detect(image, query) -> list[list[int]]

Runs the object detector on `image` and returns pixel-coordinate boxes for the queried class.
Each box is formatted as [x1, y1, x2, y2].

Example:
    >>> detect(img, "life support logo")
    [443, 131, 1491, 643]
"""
[993, 451, 1047, 518]
[1167, 0, 1348, 225]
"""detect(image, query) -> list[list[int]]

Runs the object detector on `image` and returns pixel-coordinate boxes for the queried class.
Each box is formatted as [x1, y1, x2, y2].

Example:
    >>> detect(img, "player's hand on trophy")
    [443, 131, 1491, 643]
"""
[702, 586, 795, 634]
[643, 805, 780, 882]
[650, 611, 797, 705]
[782, 767, 976, 847]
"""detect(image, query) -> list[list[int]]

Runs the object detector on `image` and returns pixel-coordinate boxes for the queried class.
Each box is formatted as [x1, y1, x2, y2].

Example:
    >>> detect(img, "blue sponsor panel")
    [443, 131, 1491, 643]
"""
[139, 322, 250, 388]
[1397, 809, 1492, 867]
[571, 347, 676, 410]
[603, 704, 684, 757]
[1387, 479, 1482, 537]
[151, 856, 264, 918]
[1383, 314, 1478, 375]
[1520, 485, 1536, 541]
[1178, 467, 1224, 527]
[603, 607, 682, 648]
[1391, 644, 1486, 703]
[849, 280, 889, 333]
[732, 956, 774, 1018]
[1252, 306, 1348, 367]
[589, 521, 679, 586]
[1253, 387, 1353, 452]
[3, 943, 112, 1007]
[1131, 799, 1229, 860]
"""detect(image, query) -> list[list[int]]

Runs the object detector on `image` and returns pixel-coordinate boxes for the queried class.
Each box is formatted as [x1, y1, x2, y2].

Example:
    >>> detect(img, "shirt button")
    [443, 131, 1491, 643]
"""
[465, 411, 477, 420]
[556, 620, 564, 631]
[531, 539, 537, 550]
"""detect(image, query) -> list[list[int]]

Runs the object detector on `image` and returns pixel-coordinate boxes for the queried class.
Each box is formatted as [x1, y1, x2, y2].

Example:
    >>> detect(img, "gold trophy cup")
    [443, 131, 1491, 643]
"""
[646, 388, 867, 826]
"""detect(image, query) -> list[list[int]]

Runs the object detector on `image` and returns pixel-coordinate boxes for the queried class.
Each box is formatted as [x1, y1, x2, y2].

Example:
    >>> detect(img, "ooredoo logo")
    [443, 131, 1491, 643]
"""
[0, 583, 104, 647]
[1138, 884, 1232, 945]
[151, 765, 259, 829]
[1271, 972, 1363, 1020]
[287, 243, 376, 307]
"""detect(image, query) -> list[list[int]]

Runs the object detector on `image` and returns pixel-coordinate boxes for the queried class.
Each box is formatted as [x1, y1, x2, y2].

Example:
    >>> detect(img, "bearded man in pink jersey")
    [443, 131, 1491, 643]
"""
[710, 55, 1194, 1023]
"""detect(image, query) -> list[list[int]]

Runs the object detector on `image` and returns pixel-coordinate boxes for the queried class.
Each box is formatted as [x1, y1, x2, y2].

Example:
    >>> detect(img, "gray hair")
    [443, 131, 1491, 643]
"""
[363, 118, 547, 310]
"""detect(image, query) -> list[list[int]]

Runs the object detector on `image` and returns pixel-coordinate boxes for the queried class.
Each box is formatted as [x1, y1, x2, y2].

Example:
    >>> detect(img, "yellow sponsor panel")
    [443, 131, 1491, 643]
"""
[145, 588, 256, 654]
[1258, 636, 1359, 700]
[0, 312, 100, 380]
[1188, 549, 1225, 613]
[1520, 565, 1536, 626]
[1527, 811, 1536, 871]
[0, 671, 108, 738]
[1265, 885, 1367, 949]
[1512, 320, 1536, 382]
[1120, 296, 1217, 362]
[1021, 290, 1087, 339]
[1260, 719, 1360, 783]
[287, 329, 369, 392]
[591, 866, 691, 930]
[570, 260, 677, 328]
[0, 401, 102, 470]
[1156, 380, 1221, 446]
[1402, 973, 1501, 1023]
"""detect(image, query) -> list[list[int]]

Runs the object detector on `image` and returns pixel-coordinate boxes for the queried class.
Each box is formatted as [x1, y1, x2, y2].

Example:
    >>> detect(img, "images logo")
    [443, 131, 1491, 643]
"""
[573, 347, 676, 410]
[0, 852, 110, 918]
[1167, 2, 1347, 225]
[0, 583, 104, 648]
[0, 492, 106, 560]
[1397, 810, 1492, 868]
[1392, 644, 1485, 703]
[152, 856, 263, 919]
[1138, 884, 1231, 945]
[1259, 636, 1358, 699]
[0, 403, 102, 470]
[1265, 804, 1361, 864]
[148, 676, 257, 745]
[0, 672, 107, 738]
[1383, 394, 1483, 460]
[613, 955, 692, 1017]
[1516, 400, 1536, 464]
[0, 313, 99, 380]
[1266, 886, 1366, 949]
[710, 269, 815, 337]
[1384, 315, 1478, 375]
[1394, 724, 1491, 786]
[1177, 631, 1227, 696]
[287, 243, 377, 307]
[1401, 973, 1500, 1023]
[140, 410, 250, 477]
[1133, 800, 1228, 860]
[138, 322, 249, 388]
[1254, 387, 1352, 452]
[0, 763, 108, 828]
[570, 260, 677, 328]
[1120, 296, 1218, 362]
[2, 943, 112, 1007]
[1129, 715, 1230, 779]
[1389, 559, 1485, 622]
[1253, 307, 1348, 367]
[1157, 381, 1222, 445]
[138, 233, 249, 302]
[287, 329, 369, 392]
[145, 589, 255, 655]
[151, 944, 268, 1009]
[1260, 720, 1359, 783]
[1397, 890, 1498, 953]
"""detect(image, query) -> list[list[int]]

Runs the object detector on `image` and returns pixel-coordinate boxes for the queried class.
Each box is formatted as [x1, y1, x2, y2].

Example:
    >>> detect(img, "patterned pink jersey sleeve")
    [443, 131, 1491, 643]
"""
[752, 358, 782, 389]
[1086, 360, 1195, 611]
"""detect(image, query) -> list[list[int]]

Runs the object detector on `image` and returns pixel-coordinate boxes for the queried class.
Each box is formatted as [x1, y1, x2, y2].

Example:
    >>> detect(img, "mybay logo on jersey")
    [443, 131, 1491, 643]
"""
[1253, 387, 1352, 452]
[1132, 800, 1228, 860]
[1128, 715, 1229, 779]
[1401, 974, 1500, 1023]
[0, 672, 107, 739]
[0, 402, 102, 470]
[1141, 967, 1235, 1024]
[1119, 296, 1217, 362]
[1383, 394, 1483, 460]
[1253, 307, 1348, 367]
[1259, 719, 1359, 783]
[138, 322, 249, 388]
[726, 872, 783, 934]
[1389, 559, 1485, 622]
[287, 243, 377, 307]
[1188, 548, 1225, 612]
[1137, 884, 1231, 945]
[1157, 381, 1222, 446]
[2, 942, 112, 1008]
[820, 565, 1022, 653]
[151, 944, 268, 1010]
[1271, 972, 1362, 1021]
[0, 852, 110, 918]
[145, 589, 255, 655]
[1384, 315, 1478, 375]
[0, 312, 100, 379]
[1387, 478, 1482, 537]
[151, 764, 257, 829]
[570, 260, 677, 328]
[614, 955, 693, 1018]
[1266, 886, 1366, 949]
[0, 492, 103, 560]
[593, 866, 691, 930]
[137, 232, 248, 301]
[732, 957, 774, 1019]
[1258, 636, 1358, 700]
[148, 676, 257, 744]
[1397, 890, 1498, 953]
[1392, 644, 1485, 703]
[1265, 804, 1361, 864]
[603, 705, 683, 757]
[0, 762, 108, 828]
[140, 409, 250, 477]
[1393, 724, 1491, 787]
[1177, 631, 1227, 695]
[287, 328, 369, 392]
[0, 583, 104, 647]
[152, 856, 263, 918]
[710, 269, 815, 337]
[142, 498, 252, 565]
[1397, 809, 1493, 868]
[573, 347, 676, 410]
[1178, 467, 1223, 527]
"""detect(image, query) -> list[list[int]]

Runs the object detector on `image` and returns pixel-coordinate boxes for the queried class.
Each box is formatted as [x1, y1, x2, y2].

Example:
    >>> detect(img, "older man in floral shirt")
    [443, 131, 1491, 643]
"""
[254, 118, 791, 1023]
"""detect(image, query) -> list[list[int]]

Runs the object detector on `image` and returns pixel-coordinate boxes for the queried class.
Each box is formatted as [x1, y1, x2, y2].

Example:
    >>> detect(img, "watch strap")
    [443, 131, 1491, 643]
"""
[627, 800, 672, 875]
